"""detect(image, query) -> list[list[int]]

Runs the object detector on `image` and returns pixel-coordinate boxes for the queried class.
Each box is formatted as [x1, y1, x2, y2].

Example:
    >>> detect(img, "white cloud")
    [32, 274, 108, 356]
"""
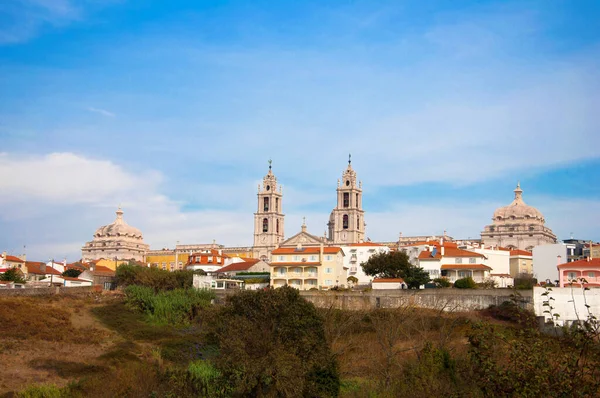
[86, 107, 115, 117]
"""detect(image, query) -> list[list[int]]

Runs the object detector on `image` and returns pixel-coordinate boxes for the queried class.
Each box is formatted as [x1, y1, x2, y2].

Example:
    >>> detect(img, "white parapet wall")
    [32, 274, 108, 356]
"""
[533, 286, 600, 325]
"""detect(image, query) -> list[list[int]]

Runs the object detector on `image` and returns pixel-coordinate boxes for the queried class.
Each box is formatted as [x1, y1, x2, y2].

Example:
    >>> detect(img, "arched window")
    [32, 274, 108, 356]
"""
[276, 198, 279, 212]
[343, 193, 349, 208]
[343, 214, 349, 229]
[356, 193, 359, 207]
[263, 218, 268, 232]
[264, 197, 269, 211]
[357, 215, 360, 230]
[276, 219, 280, 233]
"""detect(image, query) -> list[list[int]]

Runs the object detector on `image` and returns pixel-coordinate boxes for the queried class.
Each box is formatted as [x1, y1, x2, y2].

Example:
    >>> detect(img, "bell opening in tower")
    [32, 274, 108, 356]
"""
[343, 193, 349, 208]
[262, 218, 268, 232]
[343, 214, 349, 229]
[264, 197, 269, 211]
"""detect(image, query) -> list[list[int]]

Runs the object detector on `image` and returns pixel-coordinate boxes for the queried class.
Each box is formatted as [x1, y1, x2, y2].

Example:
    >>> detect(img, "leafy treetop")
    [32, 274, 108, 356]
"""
[361, 251, 430, 289]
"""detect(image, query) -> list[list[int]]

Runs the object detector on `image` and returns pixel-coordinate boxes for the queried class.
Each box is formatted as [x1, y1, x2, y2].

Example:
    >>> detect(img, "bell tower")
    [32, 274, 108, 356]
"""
[328, 154, 365, 244]
[253, 160, 285, 260]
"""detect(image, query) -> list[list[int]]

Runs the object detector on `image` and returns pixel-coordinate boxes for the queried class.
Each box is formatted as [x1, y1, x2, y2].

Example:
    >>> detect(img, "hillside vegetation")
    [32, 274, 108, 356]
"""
[2, 279, 600, 397]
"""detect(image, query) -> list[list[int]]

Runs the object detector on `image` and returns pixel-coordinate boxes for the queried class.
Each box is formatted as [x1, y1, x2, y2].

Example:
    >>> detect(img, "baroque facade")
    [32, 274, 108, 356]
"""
[481, 183, 557, 251]
[252, 161, 285, 260]
[328, 156, 365, 245]
[82, 207, 149, 262]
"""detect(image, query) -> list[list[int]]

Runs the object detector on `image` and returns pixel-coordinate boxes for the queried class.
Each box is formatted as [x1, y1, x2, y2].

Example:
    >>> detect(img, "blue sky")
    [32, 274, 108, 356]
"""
[1, 0, 599, 260]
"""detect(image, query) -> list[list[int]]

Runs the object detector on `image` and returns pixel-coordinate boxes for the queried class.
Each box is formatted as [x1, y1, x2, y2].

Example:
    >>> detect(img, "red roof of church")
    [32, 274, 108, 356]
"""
[510, 249, 532, 257]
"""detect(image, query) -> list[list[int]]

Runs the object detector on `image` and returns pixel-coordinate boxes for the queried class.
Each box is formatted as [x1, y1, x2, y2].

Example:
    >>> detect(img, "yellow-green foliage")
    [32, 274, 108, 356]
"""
[16, 384, 66, 398]
[124, 285, 214, 326]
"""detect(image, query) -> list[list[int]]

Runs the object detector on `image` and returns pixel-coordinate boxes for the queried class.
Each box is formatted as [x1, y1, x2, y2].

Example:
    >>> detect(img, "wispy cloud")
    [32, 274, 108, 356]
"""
[86, 106, 115, 117]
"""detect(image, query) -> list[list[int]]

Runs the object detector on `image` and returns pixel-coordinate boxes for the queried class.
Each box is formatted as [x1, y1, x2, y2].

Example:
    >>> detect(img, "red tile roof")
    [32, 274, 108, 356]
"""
[441, 264, 492, 270]
[3, 255, 24, 263]
[399, 241, 458, 248]
[418, 247, 486, 260]
[373, 278, 405, 283]
[0, 269, 9, 273]
[510, 249, 532, 257]
[217, 259, 262, 273]
[558, 258, 600, 268]
[272, 247, 342, 255]
[25, 262, 62, 275]
[92, 265, 115, 276]
[347, 242, 384, 247]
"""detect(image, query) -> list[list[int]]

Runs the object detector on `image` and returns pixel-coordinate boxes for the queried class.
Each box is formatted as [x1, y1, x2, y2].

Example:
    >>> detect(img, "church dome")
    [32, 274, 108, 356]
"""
[492, 183, 544, 222]
[94, 208, 144, 239]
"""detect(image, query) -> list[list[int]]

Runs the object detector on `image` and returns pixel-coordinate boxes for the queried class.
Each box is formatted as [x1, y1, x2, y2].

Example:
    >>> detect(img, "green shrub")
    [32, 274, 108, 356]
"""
[433, 277, 451, 288]
[124, 285, 214, 326]
[116, 264, 194, 291]
[454, 277, 477, 289]
[1, 268, 26, 283]
[62, 269, 82, 278]
[17, 384, 67, 398]
[514, 277, 537, 290]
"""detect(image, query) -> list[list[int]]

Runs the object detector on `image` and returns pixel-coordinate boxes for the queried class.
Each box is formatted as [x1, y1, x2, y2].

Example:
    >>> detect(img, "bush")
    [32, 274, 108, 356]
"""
[1, 268, 26, 283]
[17, 384, 68, 398]
[476, 279, 497, 289]
[62, 269, 82, 278]
[124, 285, 214, 326]
[207, 286, 340, 397]
[116, 264, 194, 291]
[514, 277, 537, 290]
[454, 277, 477, 289]
[433, 277, 451, 288]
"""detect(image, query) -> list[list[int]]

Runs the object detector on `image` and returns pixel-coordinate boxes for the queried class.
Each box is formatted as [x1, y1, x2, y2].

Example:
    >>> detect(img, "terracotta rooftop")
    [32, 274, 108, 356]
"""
[558, 258, 600, 268]
[510, 249, 532, 257]
[25, 262, 62, 275]
[346, 242, 384, 247]
[418, 247, 486, 260]
[3, 255, 25, 263]
[217, 259, 261, 273]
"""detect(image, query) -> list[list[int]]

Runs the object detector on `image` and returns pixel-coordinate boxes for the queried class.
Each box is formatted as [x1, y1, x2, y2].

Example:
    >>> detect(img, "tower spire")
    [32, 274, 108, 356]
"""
[348, 153, 351, 166]
[514, 181, 523, 202]
[268, 158, 272, 170]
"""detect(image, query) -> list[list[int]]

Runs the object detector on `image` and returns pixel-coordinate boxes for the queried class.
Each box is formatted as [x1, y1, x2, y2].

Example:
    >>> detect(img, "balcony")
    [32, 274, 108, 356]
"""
[305, 273, 318, 278]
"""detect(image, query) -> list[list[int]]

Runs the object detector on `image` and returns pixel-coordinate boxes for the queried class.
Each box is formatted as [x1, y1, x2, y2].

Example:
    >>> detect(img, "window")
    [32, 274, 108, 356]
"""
[326, 268, 332, 273]
[343, 214, 349, 229]
[162, 263, 166, 270]
[264, 197, 269, 211]
[325, 255, 332, 261]
[208, 256, 213, 263]
[276, 198, 279, 212]
[278, 255, 284, 261]
[216, 256, 221, 263]
[217, 281, 224, 288]
[458, 271, 472, 278]
[309, 255, 317, 261]
[262, 218, 268, 232]
[325, 279, 333, 285]
[195, 256, 201, 262]
[356, 193, 359, 207]
[429, 269, 440, 277]
[178, 262, 183, 268]
[170, 262, 174, 269]
[568, 272, 577, 280]
[293, 255, 299, 261]
[589, 272, 595, 278]
[469, 258, 476, 264]
[276, 219, 280, 233]
[278, 268, 286, 275]
[343, 192, 349, 208]
[455, 258, 463, 264]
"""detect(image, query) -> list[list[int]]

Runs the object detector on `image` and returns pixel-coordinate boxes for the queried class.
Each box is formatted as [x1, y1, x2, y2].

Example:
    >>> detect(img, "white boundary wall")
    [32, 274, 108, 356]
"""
[533, 286, 600, 325]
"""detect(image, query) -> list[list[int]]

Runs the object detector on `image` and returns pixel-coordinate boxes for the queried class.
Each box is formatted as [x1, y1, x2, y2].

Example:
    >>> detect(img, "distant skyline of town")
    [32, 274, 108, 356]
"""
[1, 0, 599, 260]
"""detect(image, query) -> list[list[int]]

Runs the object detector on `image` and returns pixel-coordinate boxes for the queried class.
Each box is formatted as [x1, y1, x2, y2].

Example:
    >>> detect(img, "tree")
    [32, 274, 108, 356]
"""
[347, 275, 358, 286]
[454, 277, 476, 289]
[0, 268, 26, 283]
[207, 286, 340, 397]
[361, 251, 430, 289]
[62, 269, 82, 278]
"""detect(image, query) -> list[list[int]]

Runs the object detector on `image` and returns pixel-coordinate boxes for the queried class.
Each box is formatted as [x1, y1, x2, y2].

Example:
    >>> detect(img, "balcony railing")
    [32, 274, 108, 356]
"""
[349, 267, 357, 273]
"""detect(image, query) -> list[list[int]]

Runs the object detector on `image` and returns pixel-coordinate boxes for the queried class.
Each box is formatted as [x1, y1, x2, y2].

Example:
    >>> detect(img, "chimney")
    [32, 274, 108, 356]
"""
[557, 255, 562, 266]
[1, 251, 5, 259]
[63, 259, 67, 267]
[441, 246, 445, 256]
[40, 262, 46, 273]
[320, 242, 324, 261]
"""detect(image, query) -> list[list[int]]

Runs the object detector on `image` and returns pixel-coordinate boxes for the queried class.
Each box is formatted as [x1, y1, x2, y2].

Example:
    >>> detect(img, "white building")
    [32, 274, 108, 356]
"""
[342, 242, 389, 285]
[533, 243, 575, 284]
